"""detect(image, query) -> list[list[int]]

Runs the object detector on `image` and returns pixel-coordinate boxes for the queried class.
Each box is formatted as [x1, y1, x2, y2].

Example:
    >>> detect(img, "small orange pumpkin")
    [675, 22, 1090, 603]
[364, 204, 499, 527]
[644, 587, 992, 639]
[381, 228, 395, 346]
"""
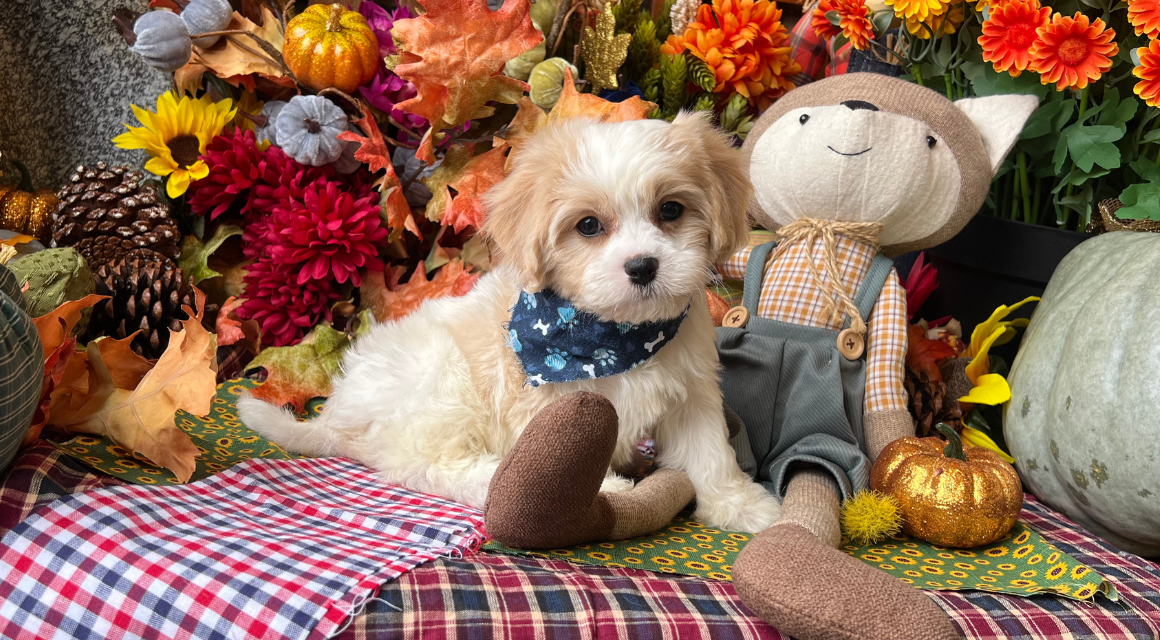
[283, 3, 380, 93]
[0, 168, 58, 241]
[871, 423, 1022, 548]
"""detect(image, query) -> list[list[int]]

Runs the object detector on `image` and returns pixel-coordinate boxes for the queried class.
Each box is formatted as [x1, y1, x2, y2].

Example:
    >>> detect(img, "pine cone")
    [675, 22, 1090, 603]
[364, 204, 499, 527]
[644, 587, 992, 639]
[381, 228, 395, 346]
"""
[51, 162, 181, 267]
[84, 249, 214, 358]
[905, 369, 963, 437]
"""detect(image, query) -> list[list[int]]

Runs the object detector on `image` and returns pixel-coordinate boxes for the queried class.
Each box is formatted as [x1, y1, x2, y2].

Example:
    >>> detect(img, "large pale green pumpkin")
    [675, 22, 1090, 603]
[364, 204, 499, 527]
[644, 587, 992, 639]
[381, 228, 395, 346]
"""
[1006, 231, 1160, 557]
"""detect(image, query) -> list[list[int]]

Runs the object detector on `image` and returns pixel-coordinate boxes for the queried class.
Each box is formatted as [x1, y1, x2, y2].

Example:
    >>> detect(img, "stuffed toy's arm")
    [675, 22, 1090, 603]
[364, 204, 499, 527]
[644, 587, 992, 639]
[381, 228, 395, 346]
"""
[863, 271, 914, 460]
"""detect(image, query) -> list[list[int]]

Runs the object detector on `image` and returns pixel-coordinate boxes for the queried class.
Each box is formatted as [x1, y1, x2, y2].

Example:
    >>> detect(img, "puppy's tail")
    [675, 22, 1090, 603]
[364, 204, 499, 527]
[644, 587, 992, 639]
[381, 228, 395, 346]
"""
[236, 392, 341, 457]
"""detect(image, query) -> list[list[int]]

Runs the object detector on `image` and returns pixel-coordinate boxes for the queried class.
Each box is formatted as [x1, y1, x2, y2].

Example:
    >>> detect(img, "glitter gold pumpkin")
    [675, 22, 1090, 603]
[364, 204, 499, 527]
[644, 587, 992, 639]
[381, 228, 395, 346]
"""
[871, 423, 1022, 548]
[0, 162, 59, 241]
[283, 3, 380, 93]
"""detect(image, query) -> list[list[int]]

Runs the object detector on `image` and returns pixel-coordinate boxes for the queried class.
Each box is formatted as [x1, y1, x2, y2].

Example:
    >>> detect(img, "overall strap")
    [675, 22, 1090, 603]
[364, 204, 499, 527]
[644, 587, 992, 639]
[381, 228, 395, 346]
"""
[742, 241, 777, 314]
[853, 253, 895, 324]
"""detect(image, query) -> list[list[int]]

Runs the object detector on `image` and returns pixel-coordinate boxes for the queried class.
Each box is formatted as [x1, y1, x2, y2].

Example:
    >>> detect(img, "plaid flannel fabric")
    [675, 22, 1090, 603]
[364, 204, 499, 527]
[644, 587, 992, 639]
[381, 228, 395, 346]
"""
[788, 1, 850, 84]
[0, 263, 43, 473]
[719, 234, 908, 414]
[0, 441, 124, 533]
[0, 457, 485, 640]
[343, 552, 781, 640]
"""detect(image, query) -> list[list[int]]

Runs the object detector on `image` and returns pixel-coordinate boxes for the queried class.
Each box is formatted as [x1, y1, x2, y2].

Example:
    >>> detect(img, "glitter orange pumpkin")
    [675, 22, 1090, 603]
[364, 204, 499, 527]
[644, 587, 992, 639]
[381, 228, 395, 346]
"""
[871, 423, 1022, 548]
[283, 3, 380, 93]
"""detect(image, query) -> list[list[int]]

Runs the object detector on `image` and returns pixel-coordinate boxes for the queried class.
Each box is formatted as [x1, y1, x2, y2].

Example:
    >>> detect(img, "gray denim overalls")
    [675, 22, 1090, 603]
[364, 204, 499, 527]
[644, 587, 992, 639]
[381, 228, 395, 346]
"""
[716, 240, 895, 501]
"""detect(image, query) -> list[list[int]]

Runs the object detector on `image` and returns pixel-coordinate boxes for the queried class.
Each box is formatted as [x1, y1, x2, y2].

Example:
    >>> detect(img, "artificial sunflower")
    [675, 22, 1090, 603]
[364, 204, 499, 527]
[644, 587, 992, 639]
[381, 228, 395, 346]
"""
[668, 0, 801, 109]
[1129, 0, 1160, 38]
[979, 0, 1051, 77]
[886, 0, 944, 23]
[1029, 12, 1118, 91]
[905, 0, 965, 39]
[957, 296, 1039, 407]
[1134, 38, 1160, 108]
[113, 91, 236, 197]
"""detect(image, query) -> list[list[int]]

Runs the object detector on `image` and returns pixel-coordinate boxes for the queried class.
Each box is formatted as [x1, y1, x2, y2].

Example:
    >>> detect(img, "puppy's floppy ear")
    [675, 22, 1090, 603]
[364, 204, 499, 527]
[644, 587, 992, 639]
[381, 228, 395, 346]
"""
[670, 110, 753, 263]
[482, 131, 559, 292]
[955, 94, 1039, 173]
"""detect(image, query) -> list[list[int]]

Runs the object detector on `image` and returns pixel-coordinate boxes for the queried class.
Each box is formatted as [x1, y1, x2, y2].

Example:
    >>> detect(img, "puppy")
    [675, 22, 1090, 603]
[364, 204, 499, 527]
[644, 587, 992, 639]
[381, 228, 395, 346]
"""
[238, 112, 782, 533]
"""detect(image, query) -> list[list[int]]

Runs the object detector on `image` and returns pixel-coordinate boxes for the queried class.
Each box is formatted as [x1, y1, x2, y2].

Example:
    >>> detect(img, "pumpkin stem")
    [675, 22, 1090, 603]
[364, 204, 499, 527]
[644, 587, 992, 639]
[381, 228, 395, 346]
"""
[935, 423, 968, 462]
[326, 4, 345, 31]
[11, 159, 33, 192]
[304, 119, 322, 134]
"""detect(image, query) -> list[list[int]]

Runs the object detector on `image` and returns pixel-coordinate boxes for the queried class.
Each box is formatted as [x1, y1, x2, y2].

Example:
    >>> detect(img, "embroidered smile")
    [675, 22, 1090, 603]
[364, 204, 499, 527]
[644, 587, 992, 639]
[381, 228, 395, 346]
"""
[827, 145, 872, 157]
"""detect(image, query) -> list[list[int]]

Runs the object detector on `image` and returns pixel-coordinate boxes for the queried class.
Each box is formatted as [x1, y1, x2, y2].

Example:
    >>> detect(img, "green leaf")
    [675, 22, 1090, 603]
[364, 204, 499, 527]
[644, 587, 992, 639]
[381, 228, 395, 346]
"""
[1064, 124, 1124, 172]
[871, 9, 893, 36]
[964, 63, 1049, 99]
[1020, 100, 1069, 139]
[1050, 165, 1112, 192]
[1096, 90, 1138, 131]
[1130, 157, 1160, 183]
[178, 224, 243, 284]
[244, 325, 352, 411]
[1117, 182, 1160, 219]
[826, 10, 841, 26]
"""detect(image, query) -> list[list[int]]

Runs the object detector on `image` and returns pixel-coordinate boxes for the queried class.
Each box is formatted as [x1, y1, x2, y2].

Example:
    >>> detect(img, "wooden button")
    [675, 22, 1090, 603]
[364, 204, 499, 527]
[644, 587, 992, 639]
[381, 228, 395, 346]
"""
[722, 306, 750, 328]
[837, 329, 864, 360]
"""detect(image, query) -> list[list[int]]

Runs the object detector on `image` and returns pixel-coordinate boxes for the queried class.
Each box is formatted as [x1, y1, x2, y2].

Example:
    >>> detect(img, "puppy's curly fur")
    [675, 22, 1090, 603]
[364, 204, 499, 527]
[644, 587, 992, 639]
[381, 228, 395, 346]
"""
[239, 112, 782, 533]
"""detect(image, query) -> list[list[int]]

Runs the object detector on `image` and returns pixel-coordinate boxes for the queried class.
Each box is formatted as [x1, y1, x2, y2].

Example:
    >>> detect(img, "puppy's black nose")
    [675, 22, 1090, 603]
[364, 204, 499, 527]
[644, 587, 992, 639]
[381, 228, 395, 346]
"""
[624, 257, 659, 286]
[841, 100, 879, 111]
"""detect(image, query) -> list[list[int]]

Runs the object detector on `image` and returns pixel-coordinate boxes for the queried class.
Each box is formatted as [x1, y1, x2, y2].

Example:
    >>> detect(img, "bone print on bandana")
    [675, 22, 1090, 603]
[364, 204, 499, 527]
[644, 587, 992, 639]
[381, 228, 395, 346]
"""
[506, 289, 689, 387]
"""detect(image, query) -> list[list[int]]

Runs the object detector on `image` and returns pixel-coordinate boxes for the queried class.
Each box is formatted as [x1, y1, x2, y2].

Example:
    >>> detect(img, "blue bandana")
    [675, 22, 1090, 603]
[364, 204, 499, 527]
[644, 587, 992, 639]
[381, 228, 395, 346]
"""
[506, 289, 690, 387]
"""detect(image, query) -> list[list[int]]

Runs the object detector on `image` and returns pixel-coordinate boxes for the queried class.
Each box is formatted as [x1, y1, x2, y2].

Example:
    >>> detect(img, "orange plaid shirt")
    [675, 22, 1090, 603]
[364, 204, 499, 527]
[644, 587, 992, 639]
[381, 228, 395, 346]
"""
[718, 232, 909, 415]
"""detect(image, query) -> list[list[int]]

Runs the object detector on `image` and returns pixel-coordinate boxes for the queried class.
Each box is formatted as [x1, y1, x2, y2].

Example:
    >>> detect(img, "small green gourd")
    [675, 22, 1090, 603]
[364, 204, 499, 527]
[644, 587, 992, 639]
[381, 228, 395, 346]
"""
[276, 95, 348, 167]
[529, 58, 578, 110]
[131, 10, 193, 72]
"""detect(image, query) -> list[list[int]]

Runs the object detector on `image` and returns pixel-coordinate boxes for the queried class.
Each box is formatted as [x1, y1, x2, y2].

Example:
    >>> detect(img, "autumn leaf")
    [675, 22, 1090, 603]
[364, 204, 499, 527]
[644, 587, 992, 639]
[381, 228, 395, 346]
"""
[215, 297, 246, 347]
[906, 323, 957, 382]
[58, 296, 218, 482]
[244, 325, 351, 412]
[422, 143, 509, 231]
[338, 106, 422, 242]
[184, 7, 285, 83]
[360, 259, 481, 323]
[33, 294, 108, 357]
[392, 0, 541, 162]
[179, 224, 243, 284]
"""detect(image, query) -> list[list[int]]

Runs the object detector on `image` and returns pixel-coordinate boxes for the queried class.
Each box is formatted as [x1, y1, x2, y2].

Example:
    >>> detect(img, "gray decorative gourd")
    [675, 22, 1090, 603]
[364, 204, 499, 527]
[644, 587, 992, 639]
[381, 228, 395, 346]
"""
[1006, 231, 1160, 557]
[275, 95, 347, 167]
[131, 10, 192, 72]
[181, 0, 232, 48]
[255, 100, 286, 147]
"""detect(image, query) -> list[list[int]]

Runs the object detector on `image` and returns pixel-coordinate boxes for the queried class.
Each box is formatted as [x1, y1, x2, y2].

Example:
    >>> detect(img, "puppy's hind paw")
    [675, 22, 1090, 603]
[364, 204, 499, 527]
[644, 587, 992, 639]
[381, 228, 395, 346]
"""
[599, 474, 635, 494]
[696, 483, 781, 533]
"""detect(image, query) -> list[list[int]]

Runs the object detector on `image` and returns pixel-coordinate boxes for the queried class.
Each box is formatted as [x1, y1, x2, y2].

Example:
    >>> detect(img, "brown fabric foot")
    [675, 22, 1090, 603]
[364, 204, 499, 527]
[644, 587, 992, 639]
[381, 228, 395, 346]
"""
[779, 469, 841, 548]
[484, 392, 695, 549]
[733, 523, 962, 640]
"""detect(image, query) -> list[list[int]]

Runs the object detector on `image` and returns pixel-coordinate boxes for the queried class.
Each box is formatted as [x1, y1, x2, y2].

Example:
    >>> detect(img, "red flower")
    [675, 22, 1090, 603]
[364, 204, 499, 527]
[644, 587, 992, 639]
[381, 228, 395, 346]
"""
[189, 129, 269, 219]
[903, 252, 938, 321]
[978, 0, 1051, 77]
[237, 258, 340, 346]
[251, 147, 335, 216]
[1029, 12, 1117, 91]
[268, 181, 388, 286]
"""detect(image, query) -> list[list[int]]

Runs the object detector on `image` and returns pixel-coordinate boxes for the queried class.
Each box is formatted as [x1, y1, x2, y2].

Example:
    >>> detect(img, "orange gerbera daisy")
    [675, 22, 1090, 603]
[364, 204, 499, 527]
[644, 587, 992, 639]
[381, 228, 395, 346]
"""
[1129, 0, 1160, 38]
[979, 0, 1051, 77]
[1030, 12, 1118, 90]
[673, 0, 802, 109]
[1134, 39, 1160, 107]
[811, 0, 843, 40]
[812, 0, 875, 49]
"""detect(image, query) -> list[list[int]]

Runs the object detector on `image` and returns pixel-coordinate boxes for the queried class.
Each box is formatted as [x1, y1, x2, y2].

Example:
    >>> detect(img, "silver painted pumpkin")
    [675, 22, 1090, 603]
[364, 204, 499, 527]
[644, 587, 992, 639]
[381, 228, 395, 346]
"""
[275, 95, 347, 167]
[254, 100, 286, 147]
[131, 10, 192, 72]
[181, 0, 233, 48]
[1006, 231, 1160, 556]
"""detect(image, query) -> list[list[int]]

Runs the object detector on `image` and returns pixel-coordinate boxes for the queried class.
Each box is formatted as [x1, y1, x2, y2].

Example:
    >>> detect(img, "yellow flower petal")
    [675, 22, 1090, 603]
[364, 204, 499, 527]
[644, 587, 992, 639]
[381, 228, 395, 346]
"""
[965, 328, 1004, 384]
[144, 156, 177, 177]
[961, 426, 1015, 463]
[968, 297, 1040, 357]
[958, 373, 1011, 406]
[166, 170, 192, 198]
[114, 90, 235, 180]
[186, 160, 210, 182]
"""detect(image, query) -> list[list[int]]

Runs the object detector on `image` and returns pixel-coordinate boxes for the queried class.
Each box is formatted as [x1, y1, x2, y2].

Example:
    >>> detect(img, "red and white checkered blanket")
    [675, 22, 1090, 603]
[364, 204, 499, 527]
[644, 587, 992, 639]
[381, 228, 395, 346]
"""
[0, 456, 485, 640]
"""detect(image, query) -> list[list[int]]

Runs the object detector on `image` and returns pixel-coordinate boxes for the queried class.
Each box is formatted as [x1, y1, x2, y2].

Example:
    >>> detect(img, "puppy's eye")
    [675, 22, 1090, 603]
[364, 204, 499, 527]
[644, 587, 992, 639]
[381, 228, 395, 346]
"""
[927, 135, 937, 148]
[576, 216, 604, 237]
[659, 201, 684, 221]
[799, 114, 810, 125]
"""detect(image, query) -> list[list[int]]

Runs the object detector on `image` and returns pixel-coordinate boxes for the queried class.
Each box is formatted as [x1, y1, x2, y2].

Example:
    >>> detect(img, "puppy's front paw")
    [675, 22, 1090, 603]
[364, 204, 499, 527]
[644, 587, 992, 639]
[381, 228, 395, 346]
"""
[599, 474, 635, 494]
[695, 481, 781, 533]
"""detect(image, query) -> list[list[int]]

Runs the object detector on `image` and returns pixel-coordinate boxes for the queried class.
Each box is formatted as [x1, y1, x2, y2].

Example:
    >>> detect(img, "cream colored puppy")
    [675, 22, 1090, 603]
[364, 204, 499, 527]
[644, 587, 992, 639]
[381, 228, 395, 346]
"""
[239, 112, 782, 533]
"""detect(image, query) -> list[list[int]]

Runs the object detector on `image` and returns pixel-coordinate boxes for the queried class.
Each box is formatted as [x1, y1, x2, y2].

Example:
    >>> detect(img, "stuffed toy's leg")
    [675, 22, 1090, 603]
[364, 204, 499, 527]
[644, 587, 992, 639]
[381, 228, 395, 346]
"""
[732, 469, 961, 640]
[484, 392, 695, 549]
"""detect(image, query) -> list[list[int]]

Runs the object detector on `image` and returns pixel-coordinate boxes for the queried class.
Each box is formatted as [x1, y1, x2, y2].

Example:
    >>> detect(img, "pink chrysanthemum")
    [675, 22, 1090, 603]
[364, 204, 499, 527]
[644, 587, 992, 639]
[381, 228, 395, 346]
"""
[267, 181, 388, 286]
[236, 258, 340, 346]
[189, 129, 271, 219]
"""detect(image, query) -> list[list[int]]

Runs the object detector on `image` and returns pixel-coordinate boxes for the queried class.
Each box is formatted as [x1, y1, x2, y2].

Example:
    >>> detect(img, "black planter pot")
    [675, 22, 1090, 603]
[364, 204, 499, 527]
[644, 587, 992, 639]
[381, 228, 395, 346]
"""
[894, 215, 1089, 362]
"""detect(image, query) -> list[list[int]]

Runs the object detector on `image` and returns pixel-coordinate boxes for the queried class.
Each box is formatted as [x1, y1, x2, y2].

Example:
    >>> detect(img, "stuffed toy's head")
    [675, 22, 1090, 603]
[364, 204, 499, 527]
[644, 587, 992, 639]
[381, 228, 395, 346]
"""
[742, 73, 1038, 255]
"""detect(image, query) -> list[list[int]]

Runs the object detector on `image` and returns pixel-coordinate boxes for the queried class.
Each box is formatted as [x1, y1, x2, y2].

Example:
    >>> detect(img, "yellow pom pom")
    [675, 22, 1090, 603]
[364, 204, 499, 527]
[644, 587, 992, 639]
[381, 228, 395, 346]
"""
[841, 490, 903, 546]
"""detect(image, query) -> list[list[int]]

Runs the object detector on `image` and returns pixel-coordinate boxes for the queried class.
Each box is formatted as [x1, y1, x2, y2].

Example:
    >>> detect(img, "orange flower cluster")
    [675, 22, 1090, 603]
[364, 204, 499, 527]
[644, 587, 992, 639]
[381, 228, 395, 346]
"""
[978, 2, 1117, 91]
[1131, 0, 1160, 107]
[661, 0, 801, 110]
[810, 0, 875, 50]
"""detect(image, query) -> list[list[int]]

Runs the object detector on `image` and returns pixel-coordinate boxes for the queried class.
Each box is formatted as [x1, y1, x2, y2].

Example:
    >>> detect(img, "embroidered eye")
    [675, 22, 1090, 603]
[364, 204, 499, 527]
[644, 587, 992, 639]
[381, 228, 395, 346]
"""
[927, 135, 937, 148]
[799, 114, 810, 125]
[576, 216, 603, 237]
[659, 201, 684, 221]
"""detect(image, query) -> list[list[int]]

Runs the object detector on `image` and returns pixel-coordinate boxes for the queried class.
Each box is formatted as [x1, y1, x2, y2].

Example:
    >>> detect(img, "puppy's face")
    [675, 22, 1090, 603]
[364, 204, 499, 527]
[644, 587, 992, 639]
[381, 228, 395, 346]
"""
[484, 112, 752, 324]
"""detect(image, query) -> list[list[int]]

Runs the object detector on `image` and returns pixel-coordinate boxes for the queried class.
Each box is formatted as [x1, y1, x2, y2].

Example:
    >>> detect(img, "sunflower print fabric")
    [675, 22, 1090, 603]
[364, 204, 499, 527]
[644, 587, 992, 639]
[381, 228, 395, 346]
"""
[52, 378, 307, 485]
[841, 522, 1118, 602]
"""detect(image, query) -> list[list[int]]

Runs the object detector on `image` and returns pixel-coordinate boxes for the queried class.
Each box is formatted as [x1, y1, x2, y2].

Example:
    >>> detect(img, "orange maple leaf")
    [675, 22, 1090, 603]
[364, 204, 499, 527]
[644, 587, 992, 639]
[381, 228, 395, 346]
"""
[423, 143, 509, 232]
[337, 105, 423, 242]
[906, 324, 957, 382]
[360, 259, 481, 323]
[392, 0, 541, 163]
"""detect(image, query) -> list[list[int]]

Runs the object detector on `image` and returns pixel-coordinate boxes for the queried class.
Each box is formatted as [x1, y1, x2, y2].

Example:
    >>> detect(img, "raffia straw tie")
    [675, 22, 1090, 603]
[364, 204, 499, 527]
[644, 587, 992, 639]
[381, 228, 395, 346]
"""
[769, 218, 884, 336]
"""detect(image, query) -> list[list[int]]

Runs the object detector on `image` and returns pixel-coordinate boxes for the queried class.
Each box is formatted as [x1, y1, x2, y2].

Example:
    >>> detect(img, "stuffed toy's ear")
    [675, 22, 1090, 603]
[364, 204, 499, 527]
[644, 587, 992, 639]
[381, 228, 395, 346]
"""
[954, 95, 1039, 174]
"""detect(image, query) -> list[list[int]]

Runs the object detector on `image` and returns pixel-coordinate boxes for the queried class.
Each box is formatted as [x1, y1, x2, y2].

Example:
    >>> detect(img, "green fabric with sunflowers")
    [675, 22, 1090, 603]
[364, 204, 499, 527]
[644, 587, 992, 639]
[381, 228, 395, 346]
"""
[483, 513, 750, 581]
[841, 522, 1117, 602]
[52, 378, 309, 484]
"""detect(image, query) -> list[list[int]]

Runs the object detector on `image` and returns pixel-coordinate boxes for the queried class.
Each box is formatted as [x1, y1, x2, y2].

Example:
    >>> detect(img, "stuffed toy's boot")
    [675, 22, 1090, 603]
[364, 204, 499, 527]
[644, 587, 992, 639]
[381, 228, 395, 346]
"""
[484, 391, 695, 549]
[732, 470, 962, 640]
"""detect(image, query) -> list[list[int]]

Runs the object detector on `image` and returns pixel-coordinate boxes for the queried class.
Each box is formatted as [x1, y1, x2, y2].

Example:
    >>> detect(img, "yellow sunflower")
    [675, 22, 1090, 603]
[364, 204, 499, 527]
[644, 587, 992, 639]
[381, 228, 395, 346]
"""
[113, 91, 236, 197]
